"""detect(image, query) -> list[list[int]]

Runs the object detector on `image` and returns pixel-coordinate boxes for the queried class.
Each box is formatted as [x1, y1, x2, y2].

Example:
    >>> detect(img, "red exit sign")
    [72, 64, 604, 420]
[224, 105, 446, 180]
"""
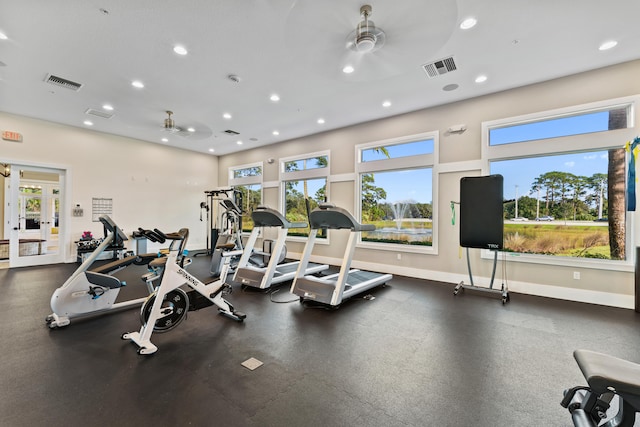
[2, 131, 23, 142]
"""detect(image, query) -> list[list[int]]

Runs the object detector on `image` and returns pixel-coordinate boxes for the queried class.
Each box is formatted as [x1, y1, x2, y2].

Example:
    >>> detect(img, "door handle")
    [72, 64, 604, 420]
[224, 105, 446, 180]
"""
[13, 227, 19, 230]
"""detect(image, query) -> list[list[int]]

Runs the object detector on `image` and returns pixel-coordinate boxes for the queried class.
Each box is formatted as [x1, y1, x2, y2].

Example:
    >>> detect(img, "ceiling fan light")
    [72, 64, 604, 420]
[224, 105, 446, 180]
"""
[356, 32, 376, 52]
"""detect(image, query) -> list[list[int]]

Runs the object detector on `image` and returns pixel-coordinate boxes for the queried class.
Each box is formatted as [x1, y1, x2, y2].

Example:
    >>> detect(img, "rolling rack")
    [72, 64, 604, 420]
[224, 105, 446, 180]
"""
[453, 174, 509, 304]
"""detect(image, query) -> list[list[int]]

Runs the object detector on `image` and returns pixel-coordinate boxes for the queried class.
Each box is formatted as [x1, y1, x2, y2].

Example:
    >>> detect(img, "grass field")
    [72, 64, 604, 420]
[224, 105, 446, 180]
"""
[504, 223, 610, 258]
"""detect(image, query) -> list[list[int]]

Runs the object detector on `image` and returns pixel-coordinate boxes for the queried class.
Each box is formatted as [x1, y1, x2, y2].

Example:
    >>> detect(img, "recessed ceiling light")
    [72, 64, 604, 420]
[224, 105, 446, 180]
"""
[236, 140, 243, 145]
[0, 32, 8, 40]
[208, 148, 215, 153]
[475, 75, 487, 83]
[223, 113, 232, 120]
[460, 18, 477, 30]
[342, 65, 355, 74]
[161, 138, 169, 142]
[317, 118, 325, 124]
[83, 120, 93, 126]
[187, 127, 195, 133]
[270, 94, 280, 102]
[173, 45, 188, 55]
[599, 40, 618, 51]
[443, 84, 459, 91]
[102, 104, 114, 111]
[382, 100, 391, 108]
[131, 80, 144, 89]
[272, 130, 280, 136]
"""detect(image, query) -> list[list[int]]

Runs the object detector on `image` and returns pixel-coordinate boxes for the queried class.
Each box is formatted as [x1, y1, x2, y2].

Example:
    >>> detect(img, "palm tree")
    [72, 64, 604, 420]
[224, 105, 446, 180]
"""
[607, 109, 627, 259]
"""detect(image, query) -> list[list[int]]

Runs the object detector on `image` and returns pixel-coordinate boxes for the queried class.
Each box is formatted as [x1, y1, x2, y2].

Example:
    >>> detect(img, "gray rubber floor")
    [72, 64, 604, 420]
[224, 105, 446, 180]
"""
[1, 255, 639, 427]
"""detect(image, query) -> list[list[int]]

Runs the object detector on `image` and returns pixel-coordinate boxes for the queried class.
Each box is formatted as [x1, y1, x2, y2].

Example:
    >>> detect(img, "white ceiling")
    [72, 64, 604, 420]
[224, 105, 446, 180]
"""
[1, 0, 640, 156]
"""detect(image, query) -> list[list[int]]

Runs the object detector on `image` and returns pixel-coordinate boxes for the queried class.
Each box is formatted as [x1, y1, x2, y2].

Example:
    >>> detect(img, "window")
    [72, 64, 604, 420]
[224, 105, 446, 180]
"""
[356, 133, 436, 249]
[229, 163, 263, 232]
[485, 96, 636, 264]
[280, 152, 329, 237]
[489, 106, 629, 146]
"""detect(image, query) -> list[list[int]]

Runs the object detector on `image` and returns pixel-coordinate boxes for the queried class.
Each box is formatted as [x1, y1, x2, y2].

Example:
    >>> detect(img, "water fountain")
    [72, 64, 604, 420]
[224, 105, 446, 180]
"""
[390, 201, 409, 230]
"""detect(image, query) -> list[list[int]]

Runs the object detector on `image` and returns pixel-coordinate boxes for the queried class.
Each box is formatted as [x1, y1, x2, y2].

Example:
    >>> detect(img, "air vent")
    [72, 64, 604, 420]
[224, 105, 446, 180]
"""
[85, 108, 113, 119]
[223, 129, 240, 135]
[422, 57, 457, 78]
[44, 73, 83, 91]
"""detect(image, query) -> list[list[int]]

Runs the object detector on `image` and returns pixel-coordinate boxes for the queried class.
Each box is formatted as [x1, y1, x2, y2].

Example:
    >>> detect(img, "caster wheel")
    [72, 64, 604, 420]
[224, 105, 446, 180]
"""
[121, 333, 129, 340]
[137, 347, 146, 355]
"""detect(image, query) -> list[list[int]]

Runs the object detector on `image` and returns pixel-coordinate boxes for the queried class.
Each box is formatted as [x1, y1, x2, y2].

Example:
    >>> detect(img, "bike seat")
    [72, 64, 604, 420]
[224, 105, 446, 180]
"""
[216, 243, 237, 251]
[85, 271, 122, 289]
[574, 349, 640, 396]
[149, 257, 168, 269]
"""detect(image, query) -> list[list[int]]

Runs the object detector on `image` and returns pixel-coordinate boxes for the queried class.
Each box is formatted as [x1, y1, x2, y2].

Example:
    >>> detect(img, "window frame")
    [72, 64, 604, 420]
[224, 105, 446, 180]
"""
[482, 95, 638, 271]
[355, 131, 438, 254]
[229, 162, 263, 233]
[279, 150, 330, 242]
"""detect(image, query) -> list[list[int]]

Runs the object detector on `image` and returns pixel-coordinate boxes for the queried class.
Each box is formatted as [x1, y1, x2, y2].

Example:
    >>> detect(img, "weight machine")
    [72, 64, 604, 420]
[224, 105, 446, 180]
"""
[199, 188, 243, 256]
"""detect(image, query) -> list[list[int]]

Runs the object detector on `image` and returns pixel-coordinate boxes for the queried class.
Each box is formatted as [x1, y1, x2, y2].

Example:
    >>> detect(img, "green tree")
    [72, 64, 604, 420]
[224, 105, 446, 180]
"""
[361, 173, 387, 221]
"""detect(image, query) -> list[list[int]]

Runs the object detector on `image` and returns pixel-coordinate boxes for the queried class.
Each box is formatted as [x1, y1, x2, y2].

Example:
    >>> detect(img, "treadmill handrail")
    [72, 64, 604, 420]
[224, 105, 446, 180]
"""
[309, 205, 374, 232]
[251, 205, 307, 229]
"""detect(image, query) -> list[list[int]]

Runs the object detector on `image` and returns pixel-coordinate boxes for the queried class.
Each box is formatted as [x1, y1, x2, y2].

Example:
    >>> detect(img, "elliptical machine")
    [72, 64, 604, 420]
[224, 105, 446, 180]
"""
[122, 227, 246, 355]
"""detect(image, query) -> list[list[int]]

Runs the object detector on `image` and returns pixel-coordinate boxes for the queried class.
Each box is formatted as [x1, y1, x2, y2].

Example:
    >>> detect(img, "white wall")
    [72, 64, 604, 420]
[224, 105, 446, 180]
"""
[0, 113, 218, 258]
[218, 60, 640, 308]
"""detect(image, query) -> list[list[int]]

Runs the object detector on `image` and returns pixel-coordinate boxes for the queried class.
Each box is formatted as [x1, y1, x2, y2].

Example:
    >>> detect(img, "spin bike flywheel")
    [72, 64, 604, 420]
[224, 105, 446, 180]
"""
[140, 288, 189, 332]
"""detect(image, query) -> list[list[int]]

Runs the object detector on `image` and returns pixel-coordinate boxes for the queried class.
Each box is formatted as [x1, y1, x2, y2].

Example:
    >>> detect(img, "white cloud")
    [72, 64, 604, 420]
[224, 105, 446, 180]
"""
[564, 161, 576, 168]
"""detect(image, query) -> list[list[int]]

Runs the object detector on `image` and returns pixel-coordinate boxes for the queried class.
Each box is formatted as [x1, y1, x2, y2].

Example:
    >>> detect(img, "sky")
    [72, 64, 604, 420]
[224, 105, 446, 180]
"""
[289, 110, 618, 205]
[491, 151, 609, 200]
[489, 110, 614, 199]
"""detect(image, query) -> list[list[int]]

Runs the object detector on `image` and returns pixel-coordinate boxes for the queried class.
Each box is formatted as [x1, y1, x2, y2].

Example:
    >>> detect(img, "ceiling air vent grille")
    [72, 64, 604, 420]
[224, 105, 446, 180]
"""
[85, 108, 113, 119]
[44, 73, 83, 91]
[223, 129, 240, 135]
[422, 57, 457, 78]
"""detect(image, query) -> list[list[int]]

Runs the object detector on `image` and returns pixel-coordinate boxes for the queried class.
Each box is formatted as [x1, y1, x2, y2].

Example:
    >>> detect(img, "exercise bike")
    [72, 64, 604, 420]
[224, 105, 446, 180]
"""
[46, 215, 166, 328]
[122, 227, 246, 355]
[561, 349, 640, 426]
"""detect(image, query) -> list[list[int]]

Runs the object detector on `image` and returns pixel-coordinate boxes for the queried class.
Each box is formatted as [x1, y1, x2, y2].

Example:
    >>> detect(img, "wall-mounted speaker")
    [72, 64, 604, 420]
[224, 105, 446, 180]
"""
[460, 174, 504, 250]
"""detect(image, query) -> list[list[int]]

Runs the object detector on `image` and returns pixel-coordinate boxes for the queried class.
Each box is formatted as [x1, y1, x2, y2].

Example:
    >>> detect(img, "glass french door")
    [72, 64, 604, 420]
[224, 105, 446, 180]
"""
[8, 165, 66, 267]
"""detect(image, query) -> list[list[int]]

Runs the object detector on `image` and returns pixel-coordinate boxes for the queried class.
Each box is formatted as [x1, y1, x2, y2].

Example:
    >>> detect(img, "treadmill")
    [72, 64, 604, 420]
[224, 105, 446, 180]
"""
[233, 206, 329, 290]
[290, 203, 393, 306]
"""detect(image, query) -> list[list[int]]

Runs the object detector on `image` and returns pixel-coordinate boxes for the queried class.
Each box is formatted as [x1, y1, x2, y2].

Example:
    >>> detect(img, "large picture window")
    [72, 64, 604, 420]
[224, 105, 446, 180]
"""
[229, 163, 263, 232]
[356, 133, 436, 249]
[485, 96, 636, 264]
[280, 152, 329, 237]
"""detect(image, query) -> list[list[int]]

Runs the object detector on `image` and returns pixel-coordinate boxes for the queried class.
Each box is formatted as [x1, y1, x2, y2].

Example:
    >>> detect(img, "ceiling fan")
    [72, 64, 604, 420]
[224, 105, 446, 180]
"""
[283, 1, 458, 81]
[160, 110, 212, 140]
[346, 5, 386, 54]
[162, 110, 188, 134]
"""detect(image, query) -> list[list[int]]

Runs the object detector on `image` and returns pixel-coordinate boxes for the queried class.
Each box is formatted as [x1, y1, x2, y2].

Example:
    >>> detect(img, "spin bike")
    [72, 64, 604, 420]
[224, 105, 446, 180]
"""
[562, 349, 640, 426]
[122, 227, 246, 355]
[46, 215, 167, 328]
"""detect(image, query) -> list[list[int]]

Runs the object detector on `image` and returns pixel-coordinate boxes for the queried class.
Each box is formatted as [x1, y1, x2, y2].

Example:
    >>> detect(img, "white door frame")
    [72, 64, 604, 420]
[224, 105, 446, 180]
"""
[7, 163, 70, 267]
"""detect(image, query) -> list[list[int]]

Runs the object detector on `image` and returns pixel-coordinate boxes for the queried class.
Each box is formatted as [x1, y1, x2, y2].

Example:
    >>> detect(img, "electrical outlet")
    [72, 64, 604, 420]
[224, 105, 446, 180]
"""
[573, 271, 581, 280]
[397, 253, 402, 260]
